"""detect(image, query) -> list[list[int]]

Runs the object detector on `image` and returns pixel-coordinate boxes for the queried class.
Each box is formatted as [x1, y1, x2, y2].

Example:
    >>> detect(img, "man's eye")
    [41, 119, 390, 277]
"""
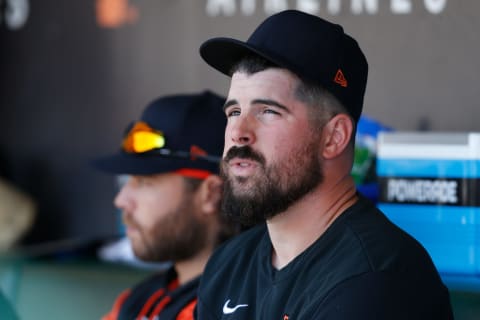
[226, 110, 240, 117]
[263, 109, 280, 115]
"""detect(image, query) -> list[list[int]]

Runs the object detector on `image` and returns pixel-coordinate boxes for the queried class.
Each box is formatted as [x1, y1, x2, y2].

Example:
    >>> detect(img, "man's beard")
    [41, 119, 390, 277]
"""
[220, 141, 323, 227]
[124, 197, 208, 262]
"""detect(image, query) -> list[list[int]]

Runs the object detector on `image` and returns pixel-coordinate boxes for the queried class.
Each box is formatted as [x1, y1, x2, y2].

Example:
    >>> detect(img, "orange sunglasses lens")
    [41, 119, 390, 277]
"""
[122, 121, 165, 153]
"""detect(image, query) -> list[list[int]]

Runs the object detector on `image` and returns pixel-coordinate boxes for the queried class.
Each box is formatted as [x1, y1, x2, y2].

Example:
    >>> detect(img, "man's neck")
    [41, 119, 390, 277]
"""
[174, 247, 212, 284]
[267, 176, 358, 270]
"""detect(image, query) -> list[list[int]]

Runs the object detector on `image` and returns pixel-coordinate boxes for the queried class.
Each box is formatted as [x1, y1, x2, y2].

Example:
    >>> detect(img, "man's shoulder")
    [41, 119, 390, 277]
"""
[342, 195, 440, 273]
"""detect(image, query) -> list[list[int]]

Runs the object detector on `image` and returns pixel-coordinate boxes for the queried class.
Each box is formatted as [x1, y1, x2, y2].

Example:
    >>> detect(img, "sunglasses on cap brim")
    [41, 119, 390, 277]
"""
[121, 121, 221, 179]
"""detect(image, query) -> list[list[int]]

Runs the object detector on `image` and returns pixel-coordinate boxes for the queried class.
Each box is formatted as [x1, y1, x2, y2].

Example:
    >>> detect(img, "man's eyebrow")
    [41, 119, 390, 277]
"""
[223, 98, 290, 113]
[223, 99, 237, 111]
[252, 99, 290, 112]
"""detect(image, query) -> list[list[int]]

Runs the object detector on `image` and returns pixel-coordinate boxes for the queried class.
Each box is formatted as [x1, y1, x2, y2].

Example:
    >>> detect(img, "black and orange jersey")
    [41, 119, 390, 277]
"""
[103, 267, 199, 320]
[195, 195, 454, 320]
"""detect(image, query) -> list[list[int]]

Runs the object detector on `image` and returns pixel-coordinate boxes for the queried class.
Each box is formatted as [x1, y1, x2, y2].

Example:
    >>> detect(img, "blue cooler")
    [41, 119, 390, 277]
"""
[377, 132, 480, 282]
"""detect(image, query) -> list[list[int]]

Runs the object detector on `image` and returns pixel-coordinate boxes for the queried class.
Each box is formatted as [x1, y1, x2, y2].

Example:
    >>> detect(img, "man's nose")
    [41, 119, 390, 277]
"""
[229, 114, 256, 146]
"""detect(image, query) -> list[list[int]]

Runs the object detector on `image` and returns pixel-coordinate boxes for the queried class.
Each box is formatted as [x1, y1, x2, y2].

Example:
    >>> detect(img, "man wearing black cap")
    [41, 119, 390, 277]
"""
[93, 91, 238, 320]
[195, 10, 453, 319]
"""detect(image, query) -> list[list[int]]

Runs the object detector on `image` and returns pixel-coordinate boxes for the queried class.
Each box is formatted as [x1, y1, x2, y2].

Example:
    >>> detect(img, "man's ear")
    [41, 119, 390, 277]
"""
[321, 114, 354, 160]
[198, 174, 223, 215]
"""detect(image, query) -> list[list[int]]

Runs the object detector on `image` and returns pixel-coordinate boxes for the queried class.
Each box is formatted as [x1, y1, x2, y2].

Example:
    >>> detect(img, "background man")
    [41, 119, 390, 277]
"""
[93, 91, 238, 320]
[195, 10, 453, 319]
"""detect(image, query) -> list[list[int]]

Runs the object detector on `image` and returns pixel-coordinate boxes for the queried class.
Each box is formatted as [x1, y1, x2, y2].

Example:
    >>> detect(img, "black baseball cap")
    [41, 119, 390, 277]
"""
[92, 90, 226, 175]
[200, 10, 368, 123]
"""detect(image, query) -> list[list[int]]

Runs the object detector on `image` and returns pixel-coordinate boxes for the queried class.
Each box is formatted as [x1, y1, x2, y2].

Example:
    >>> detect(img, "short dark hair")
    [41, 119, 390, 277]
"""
[229, 54, 277, 76]
[294, 79, 351, 133]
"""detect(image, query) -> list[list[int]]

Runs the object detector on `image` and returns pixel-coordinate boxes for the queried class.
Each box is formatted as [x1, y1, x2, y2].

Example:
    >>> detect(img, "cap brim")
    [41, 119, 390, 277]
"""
[200, 37, 312, 85]
[91, 152, 217, 175]
[200, 37, 279, 77]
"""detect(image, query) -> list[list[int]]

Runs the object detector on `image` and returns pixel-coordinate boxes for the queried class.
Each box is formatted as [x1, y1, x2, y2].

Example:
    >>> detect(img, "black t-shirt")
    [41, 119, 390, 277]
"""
[196, 195, 454, 319]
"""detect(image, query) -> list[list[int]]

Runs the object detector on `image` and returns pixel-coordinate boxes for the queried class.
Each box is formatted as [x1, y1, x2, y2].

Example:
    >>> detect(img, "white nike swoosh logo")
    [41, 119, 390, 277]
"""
[223, 299, 248, 314]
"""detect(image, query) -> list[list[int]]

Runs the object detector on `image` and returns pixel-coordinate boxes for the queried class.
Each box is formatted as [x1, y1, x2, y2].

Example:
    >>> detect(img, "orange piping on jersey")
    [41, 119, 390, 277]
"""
[136, 288, 166, 319]
[176, 299, 197, 320]
[149, 296, 172, 320]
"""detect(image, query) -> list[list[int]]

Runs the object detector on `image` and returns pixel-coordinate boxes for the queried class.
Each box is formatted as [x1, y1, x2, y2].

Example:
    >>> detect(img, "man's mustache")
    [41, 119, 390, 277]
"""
[223, 146, 265, 165]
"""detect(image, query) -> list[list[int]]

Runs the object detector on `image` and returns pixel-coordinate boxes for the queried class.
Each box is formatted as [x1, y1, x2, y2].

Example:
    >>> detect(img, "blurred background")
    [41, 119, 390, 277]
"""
[1, 0, 479, 319]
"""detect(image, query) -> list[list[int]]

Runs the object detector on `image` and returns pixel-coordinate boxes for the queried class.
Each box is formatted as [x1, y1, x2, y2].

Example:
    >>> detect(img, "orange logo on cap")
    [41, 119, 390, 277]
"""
[190, 145, 208, 160]
[334, 69, 348, 88]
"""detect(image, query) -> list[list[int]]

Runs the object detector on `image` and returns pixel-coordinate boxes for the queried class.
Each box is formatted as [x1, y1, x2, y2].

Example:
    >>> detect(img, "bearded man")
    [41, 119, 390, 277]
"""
[194, 10, 453, 320]
[93, 91, 238, 320]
